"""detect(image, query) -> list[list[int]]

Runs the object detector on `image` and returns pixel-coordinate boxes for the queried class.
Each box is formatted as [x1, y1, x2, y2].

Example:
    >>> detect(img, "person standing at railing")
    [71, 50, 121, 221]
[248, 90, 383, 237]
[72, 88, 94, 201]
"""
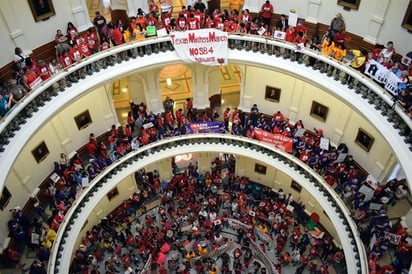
[333, 42, 346, 61]
[329, 13, 345, 40]
[260, 1, 274, 29]
[8, 78, 27, 106]
[21, 66, 38, 92]
[240, 9, 252, 32]
[176, 13, 188, 31]
[321, 35, 335, 57]
[93, 11, 107, 41]
[188, 13, 200, 30]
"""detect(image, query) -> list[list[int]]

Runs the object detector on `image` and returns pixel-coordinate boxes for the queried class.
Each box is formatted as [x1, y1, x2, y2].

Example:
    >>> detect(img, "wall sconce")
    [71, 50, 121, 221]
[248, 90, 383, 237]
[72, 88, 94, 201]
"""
[166, 78, 172, 86]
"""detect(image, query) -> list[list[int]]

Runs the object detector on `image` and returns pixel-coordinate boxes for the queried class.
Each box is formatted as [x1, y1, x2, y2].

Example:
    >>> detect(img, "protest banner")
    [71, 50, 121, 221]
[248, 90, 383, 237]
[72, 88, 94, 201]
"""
[170, 29, 228, 66]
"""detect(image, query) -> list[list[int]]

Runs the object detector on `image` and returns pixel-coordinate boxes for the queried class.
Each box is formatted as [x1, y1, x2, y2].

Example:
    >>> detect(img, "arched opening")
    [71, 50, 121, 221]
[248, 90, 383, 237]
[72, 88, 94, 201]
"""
[219, 64, 241, 112]
[159, 64, 193, 114]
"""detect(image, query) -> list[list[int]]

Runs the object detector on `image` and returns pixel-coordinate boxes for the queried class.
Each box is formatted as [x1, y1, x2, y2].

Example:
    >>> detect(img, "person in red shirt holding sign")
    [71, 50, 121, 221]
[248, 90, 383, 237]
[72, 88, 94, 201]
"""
[285, 25, 296, 43]
[215, 16, 225, 31]
[204, 15, 214, 28]
[188, 14, 200, 30]
[260, 1, 273, 28]
[176, 14, 188, 31]
[85, 27, 99, 54]
[241, 9, 252, 32]
[212, 9, 222, 24]
[69, 44, 82, 63]
[161, 10, 173, 30]
[193, 9, 205, 27]
[36, 60, 51, 81]
[77, 37, 91, 58]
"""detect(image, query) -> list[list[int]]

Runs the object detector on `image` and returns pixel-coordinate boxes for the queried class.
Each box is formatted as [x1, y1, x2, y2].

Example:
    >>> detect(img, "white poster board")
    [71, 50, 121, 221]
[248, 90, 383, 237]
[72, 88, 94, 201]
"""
[288, 12, 298, 27]
[320, 137, 330, 150]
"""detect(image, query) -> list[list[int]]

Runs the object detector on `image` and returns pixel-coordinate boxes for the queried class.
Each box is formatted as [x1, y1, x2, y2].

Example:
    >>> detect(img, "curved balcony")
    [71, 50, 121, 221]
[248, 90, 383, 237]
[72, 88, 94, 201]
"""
[0, 34, 410, 192]
[48, 134, 367, 274]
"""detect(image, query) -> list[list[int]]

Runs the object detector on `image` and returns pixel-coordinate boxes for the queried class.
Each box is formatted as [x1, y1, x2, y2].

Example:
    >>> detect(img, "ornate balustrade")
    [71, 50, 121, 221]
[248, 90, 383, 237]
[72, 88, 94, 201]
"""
[48, 134, 367, 274]
[0, 34, 410, 157]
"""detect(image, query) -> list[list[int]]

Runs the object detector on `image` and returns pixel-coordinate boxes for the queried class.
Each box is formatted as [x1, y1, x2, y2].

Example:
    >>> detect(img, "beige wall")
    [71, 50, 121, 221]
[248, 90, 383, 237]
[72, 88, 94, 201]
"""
[0, 87, 117, 245]
[243, 67, 394, 180]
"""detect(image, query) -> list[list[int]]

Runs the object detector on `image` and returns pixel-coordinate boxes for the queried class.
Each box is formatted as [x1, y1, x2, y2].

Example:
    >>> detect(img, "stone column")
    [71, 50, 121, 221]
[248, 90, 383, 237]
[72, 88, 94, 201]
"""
[0, 2, 29, 53]
[306, 0, 322, 24]
[364, 0, 390, 44]
[69, 0, 94, 32]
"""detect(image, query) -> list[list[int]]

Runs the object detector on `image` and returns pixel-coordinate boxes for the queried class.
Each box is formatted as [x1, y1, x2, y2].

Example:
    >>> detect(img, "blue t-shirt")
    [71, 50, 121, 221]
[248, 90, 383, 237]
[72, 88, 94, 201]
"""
[0, 96, 10, 117]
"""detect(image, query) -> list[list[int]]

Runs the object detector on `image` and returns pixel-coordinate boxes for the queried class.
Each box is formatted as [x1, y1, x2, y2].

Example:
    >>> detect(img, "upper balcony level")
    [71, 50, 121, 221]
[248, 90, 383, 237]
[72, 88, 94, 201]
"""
[0, 34, 411, 192]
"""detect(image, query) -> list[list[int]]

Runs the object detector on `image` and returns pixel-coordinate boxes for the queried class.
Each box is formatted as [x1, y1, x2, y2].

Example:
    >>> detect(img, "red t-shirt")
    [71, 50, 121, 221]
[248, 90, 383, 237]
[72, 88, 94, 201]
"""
[261, 3, 273, 19]
[112, 28, 123, 45]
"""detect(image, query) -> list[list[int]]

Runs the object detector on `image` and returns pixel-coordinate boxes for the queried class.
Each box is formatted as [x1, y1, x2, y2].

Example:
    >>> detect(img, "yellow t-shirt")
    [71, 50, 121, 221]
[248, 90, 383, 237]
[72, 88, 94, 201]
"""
[123, 30, 131, 43]
[133, 28, 146, 41]
[321, 39, 335, 57]
[333, 47, 346, 61]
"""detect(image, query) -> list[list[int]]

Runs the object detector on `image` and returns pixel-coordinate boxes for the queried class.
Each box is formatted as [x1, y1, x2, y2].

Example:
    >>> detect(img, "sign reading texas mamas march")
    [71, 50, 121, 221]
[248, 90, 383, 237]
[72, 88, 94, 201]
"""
[170, 29, 228, 66]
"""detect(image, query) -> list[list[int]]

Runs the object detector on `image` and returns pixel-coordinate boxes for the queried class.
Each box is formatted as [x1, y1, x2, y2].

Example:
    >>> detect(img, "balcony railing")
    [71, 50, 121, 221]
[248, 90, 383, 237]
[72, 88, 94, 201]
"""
[0, 34, 410, 158]
[48, 134, 367, 274]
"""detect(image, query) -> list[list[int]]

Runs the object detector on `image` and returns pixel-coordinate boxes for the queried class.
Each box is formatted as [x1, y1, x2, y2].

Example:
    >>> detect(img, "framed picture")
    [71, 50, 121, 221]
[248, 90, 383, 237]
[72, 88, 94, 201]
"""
[32, 141, 49, 163]
[265, 86, 281, 102]
[28, 0, 56, 22]
[402, 1, 412, 32]
[74, 110, 92, 130]
[337, 0, 361, 10]
[291, 180, 302, 193]
[107, 187, 119, 201]
[0, 187, 12, 211]
[310, 101, 329, 122]
[254, 163, 267, 175]
[355, 128, 374, 152]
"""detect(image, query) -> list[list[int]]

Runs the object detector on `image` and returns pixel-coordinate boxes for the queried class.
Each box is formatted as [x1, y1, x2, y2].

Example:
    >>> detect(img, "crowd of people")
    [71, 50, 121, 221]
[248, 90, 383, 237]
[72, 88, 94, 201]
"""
[1, 1, 411, 119]
[1, 1, 412, 273]
[4, 93, 411, 273]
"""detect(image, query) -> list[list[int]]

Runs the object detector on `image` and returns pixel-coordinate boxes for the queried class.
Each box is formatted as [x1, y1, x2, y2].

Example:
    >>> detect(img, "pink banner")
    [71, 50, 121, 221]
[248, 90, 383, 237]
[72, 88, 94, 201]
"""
[254, 128, 293, 153]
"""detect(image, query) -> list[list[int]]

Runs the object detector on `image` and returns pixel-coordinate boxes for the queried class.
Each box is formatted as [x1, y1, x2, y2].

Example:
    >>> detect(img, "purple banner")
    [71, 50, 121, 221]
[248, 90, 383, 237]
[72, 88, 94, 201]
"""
[188, 121, 225, 133]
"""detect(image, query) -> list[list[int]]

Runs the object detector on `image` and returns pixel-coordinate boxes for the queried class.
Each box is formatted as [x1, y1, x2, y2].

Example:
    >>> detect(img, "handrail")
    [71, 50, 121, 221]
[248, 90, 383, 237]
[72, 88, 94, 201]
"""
[48, 134, 366, 274]
[0, 33, 410, 148]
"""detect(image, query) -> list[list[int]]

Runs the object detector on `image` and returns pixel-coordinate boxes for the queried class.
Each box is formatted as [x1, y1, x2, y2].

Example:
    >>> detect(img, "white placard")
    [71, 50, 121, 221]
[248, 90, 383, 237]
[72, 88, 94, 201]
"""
[143, 122, 154, 129]
[358, 184, 374, 201]
[385, 72, 402, 96]
[364, 59, 389, 84]
[289, 12, 298, 27]
[273, 30, 286, 40]
[320, 137, 330, 150]
[156, 28, 168, 37]
[294, 128, 306, 138]
[401, 55, 411, 67]
[50, 173, 61, 183]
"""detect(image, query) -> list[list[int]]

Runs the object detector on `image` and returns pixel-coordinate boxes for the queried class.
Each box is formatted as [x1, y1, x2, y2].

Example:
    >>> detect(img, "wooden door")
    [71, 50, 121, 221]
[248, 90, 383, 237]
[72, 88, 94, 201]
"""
[207, 0, 221, 16]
